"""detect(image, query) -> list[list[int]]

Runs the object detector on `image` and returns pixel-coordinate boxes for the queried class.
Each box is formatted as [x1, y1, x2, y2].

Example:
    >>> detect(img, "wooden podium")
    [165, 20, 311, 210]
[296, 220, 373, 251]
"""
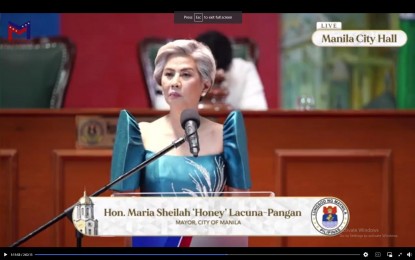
[1, 109, 415, 247]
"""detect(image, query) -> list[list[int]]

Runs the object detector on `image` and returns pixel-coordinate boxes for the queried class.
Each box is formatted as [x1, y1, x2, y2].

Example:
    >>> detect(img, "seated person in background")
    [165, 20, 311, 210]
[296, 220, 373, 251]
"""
[196, 30, 268, 110]
[110, 39, 252, 247]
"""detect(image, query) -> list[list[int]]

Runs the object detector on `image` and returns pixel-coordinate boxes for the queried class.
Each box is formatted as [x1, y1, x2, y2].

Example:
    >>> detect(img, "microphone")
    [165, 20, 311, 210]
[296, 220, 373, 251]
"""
[180, 109, 200, 157]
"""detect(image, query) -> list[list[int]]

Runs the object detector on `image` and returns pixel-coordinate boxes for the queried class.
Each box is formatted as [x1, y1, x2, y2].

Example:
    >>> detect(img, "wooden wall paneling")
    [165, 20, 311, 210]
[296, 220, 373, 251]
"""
[275, 149, 392, 247]
[53, 149, 126, 247]
[2, 113, 78, 246]
[0, 150, 18, 246]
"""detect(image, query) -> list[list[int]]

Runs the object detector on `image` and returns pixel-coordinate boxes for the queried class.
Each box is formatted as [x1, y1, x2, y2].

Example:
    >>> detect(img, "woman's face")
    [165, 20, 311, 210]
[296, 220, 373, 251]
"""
[161, 54, 208, 109]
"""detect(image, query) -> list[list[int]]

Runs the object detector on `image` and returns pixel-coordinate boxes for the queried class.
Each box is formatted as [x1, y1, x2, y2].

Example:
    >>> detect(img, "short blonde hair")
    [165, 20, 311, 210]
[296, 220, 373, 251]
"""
[153, 39, 216, 88]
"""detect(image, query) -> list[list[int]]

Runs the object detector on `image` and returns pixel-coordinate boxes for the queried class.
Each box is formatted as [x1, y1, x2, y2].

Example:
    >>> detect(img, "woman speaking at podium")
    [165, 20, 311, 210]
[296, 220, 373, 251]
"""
[110, 39, 252, 247]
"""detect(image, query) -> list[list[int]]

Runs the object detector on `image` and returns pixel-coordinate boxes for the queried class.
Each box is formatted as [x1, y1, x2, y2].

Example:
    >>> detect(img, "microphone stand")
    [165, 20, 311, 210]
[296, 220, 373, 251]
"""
[10, 136, 186, 247]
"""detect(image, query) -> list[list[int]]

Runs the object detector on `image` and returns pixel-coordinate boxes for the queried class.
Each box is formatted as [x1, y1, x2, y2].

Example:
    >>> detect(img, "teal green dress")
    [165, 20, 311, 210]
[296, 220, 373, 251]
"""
[110, 109, 251, 247]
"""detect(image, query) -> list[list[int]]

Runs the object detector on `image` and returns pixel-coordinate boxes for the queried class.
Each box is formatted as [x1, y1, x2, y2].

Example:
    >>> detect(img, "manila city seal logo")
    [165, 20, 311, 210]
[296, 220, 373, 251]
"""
[79, 119, 105, 145]
[311, 197, 350, 236]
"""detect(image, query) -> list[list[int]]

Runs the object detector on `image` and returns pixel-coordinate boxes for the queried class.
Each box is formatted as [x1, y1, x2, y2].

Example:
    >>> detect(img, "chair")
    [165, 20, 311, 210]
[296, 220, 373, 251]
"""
[138, 38, 171, 108]
[0, 37, 76, 108]
[138, 37, 259, 108]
